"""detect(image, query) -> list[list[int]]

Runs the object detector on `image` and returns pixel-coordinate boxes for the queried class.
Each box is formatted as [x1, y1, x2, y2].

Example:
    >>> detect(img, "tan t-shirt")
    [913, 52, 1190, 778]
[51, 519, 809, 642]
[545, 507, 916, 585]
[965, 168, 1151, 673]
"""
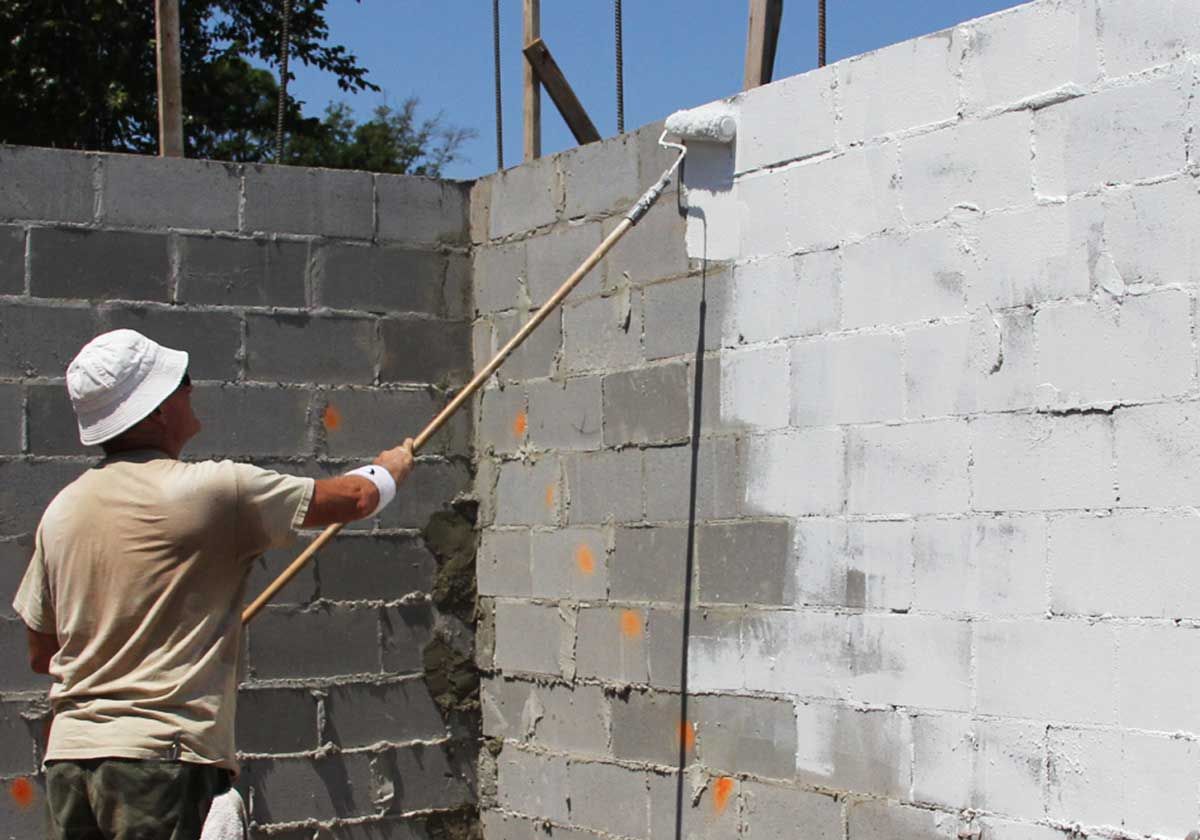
[12, 451, 314, 772]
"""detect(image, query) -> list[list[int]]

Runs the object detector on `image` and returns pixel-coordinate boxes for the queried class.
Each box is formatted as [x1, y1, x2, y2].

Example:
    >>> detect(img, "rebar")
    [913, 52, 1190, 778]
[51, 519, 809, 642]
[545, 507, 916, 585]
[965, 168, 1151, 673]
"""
[615, 0, 625, 133]
[494, 0, 504, 169]
[275, 0, 292, 161]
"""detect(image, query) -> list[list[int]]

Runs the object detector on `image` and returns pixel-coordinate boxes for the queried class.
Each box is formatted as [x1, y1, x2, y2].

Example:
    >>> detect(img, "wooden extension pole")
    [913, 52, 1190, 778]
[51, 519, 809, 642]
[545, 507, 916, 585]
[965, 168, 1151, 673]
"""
[154, 0, 184, 157]
[243, 218, 638, 625]
[744, 0, 784, 90]
[523, 0, 542, 161]
[524, 38, 601, 146]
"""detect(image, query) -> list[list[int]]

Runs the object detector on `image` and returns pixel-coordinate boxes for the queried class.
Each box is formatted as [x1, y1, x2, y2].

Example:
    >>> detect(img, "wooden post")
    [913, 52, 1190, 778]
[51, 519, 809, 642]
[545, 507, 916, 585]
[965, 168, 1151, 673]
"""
[523, 38, 601, 146]
[523, 0, 541, 161]
[744, 0, 784, 90]
[154, 0, 184, 157]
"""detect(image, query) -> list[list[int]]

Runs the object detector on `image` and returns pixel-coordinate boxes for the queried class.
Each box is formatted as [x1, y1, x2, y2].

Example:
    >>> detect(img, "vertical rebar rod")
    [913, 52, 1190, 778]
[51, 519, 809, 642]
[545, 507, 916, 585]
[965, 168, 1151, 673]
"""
[818, 0, 827, 67]
[494, 0, 504, 169]
[276, 0, 292, 161]
[615, 0, 625, 134]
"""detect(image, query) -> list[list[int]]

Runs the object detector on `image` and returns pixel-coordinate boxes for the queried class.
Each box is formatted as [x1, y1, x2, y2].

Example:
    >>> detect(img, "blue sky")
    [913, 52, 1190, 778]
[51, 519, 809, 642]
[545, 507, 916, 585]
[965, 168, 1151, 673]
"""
[289, 1, 1027, 181]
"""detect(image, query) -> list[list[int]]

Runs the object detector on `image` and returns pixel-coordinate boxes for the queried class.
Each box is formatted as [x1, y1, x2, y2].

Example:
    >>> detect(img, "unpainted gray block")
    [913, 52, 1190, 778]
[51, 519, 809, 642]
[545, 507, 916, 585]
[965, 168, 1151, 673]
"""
[495, 746, 570, 822]
[562, 293, 642, 374]
[247, 605, 380, 680]
[0, 146, 94, 223]
[380, 602, 435, 674]
[529, 527, 607, 600]
[0, 771, 47, 837]
[643, 269, 729, 361]
[100, 154, 240, 231]
[245, 550, 316, 607]
[574, 605, 649, 683]
[482, 678, 610, 756]
[602, 197, 688, 287]
[567, 760, 651, 838]
[323, 680, 444, 749]
[493, 457, 561, 527]
[309, 534, 436, 603]
[477, 529, 532, 598]
[321, 388, 467, 458]
[491, 308, 562, 382]
[0, 617, 54, 691]
[560, 133, 641, 220]
[0, 225, 25, 294]
[609, 688, 687, 765]
[564, 448, 642, 525]
[524, 222, 605, 305]
[241, 752, 374, 823]
[0, 698, 41, 775]
[487, 158, 560, 239]
[242, 164, 373, 239]
[694, 694, 797, 779]
[611, 525, 689, 602]
[602, 362, 691, 446]
[176, 236, 309, 308]
[696, 521, 792, 605]
[847, 798, 959, 840]
[493, 601, 567, 676]
[742, 781, 843, 840]
[245, 312, 377, 385]
[472, 241, 526, 314]
[0, 383, 22, 455]
[188, 385, 312, 457]
[643, 438, 741, 523]
[526, 377, 602, 451]
[315, 244, 445, 315]
[379, 317, 471, 386]
[645, 607, 742, 691]
[26, 383, 87, 455]
[234, 687, 317, 755]
[796, 704, 912, 799]
[376, 174, 469, 246]
[97, 305, 242, 381]
[476, 385, 527, 455]
[0, 536, 35, 619]
[30, 228, 170, 301]
[376, 458, 471, 530]
[0, 459, 89, 535]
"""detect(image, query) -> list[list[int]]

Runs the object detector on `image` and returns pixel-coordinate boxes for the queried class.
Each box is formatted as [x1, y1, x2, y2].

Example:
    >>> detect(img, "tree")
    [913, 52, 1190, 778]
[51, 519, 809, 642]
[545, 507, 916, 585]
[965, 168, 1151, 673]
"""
[0, 0, 472, 174]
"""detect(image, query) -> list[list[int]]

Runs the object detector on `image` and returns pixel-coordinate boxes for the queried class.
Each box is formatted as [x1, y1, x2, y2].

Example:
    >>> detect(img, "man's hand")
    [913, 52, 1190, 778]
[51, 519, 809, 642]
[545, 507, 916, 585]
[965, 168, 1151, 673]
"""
[374, 438, 415, 485]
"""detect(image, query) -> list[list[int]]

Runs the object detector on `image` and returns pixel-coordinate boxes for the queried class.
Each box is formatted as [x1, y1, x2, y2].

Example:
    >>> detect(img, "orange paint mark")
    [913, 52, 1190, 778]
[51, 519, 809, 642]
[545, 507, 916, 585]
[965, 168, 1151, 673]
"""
[619, 609, 643, 639]
[545, 484, 556, 509]
[323, 404, 342, 432]
[10, 778, 34, 809]
[712, 777, 735, 815]
[575, 544, 596, 575]
[513, 411, 528, 439]
[677, 720, 696, 751]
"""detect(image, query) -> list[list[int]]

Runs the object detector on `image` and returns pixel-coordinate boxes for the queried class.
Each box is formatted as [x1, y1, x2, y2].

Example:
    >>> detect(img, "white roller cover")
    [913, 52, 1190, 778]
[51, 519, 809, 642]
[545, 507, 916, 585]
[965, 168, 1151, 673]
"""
[663, 103, 738, 143]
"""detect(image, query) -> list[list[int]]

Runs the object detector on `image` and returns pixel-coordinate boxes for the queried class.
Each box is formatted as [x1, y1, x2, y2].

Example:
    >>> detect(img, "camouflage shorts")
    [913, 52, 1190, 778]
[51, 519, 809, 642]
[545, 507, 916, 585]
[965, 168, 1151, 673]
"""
[45, 759, 230, 840]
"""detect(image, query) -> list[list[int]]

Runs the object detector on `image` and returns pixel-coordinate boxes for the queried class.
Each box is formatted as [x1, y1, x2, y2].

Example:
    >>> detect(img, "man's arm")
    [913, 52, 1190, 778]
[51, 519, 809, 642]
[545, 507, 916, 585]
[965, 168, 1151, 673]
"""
[26, 627, 58, 674]
[302, 440, 415, 527]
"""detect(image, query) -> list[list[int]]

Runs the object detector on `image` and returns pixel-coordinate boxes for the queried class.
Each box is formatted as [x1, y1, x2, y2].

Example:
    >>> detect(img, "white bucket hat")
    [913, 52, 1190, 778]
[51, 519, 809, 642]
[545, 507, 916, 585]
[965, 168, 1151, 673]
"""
[66, 329, 190, 446]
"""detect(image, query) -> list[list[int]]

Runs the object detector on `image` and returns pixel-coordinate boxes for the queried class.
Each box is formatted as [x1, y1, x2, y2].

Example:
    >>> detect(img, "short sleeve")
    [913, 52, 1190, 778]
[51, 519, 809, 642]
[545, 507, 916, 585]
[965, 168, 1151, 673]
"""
[232, 464, 315, 560]
[13, 526, 56, 635]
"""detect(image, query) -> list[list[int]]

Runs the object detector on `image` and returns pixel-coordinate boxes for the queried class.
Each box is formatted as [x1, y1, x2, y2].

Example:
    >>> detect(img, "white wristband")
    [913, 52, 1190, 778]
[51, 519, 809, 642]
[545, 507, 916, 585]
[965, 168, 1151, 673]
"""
[346, 465, 397, 516]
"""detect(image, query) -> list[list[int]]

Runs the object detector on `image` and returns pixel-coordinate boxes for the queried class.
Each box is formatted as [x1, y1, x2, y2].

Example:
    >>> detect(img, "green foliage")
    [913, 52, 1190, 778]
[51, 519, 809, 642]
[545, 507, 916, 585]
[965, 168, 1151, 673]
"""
[0, 0, 472, 174]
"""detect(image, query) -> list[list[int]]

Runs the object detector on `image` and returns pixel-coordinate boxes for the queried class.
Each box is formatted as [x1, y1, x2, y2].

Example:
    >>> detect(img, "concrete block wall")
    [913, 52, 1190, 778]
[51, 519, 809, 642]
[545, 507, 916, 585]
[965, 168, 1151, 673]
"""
[0, 147, 477, 838]
[474, 0, 1200, 838]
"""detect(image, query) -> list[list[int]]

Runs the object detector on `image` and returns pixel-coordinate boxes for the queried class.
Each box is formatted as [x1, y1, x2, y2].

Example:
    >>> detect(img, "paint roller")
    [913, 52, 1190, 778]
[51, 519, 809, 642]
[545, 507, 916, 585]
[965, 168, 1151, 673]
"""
[241, 103, 740, 624]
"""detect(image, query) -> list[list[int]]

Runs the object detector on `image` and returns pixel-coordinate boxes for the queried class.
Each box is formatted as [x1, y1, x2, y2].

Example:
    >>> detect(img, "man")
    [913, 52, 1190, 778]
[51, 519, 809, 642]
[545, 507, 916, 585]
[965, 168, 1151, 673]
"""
[13, 329, 415, 839]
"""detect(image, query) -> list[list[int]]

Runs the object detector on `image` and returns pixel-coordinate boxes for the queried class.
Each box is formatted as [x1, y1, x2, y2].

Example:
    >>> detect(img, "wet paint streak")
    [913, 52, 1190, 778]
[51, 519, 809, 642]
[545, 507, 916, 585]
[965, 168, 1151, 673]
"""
[323, 404, 342, 432]
[712, 777, 735, 815]
[10, 778, 34, 809]
[619, 609, 643, 639]
[575, 544, 596, 575]
[513, 411, 528, 439]
[545, 485, 556, 510]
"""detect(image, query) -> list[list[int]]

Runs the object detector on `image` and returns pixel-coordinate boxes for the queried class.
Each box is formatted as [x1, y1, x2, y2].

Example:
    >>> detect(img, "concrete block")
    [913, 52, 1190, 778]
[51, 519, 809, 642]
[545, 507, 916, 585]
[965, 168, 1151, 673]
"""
[248, 605, 380, 679]
[643, 267, 730, 361]
[560, 134, 640, 219]
[611, 525, 688, 602]
[717, 344, 790, 430]
[375, 174, 468, 245]
[847, 419, 970, 515]
[693, 694, 796, 779]
[483, 678, 609, 756]
[477, 385, 527, 455]
[643, 437, 741, 522]
[323, 680, 444, 748]
[0, 699, 41, 776]
[0, 460, 88, 535]
[494, 458, 560, 527]
[188, 385, 311, 457]
[609, 688, 689, 766]
[314, 244, 446, 315]
[965, 198, 1097, 309]
[176, 235, 309, 308]
[242, 752, 376, 822]
[0, 225, 25, 294]
[839, 29, 963, 144]
[245, 544, 315, 608]
[603, 198, 689, 287]
[970, 413, 1114, 511]
[575, 605, 649, 683]
[234, 687, 317, 754]
[379, 316, 470, 386]
[242, 164, 373, 239]
[564, 449, 642, 524]
[661, 607, 743, 692]
[568, 761, 650, 838]
[1035, 75, 1189, 196]
[901, 111, 1033, 224]
[322, 388, 466, 458]
[854, 614, 973, 709]
[530, 527, 607, 600]
[728, 250, 840, 346]
[472, 241, 526, 314]
[29, 228, 169, 301]
[488, 157, 560, 239]
[841, 226, 966, 329]
[0, 773, 47, 837]
[791, 332, 904, 426]
[477, 529, 532, 598]
[562, 293, 642, 375]
[0, 146, 94, 223]
[602, 363, 690, 446]
[1103, 177, 1200, 288]
[961, 0, 1099, 112]
[696, 520, 792, 605]
[1099, 0, 1200, 77]
[791, 519, 914, 611]
[377, 458, 471, 529]
[913, 516, 1047, 616]
[326, 819, 425, 840]
[736, 66, 838, 173]
[245, 313, 377, 385]
[1116, 624, 1200, 734]
[525, 377, 602, 451]
[493, 601, 568, 676]
[26, 383, 89, 455]
[379, 602, 435, 674]
[974, 818, 1065, 840]
[909, 713, 973, 810]
[311, 534, 435, 603]
[646, 769, 741, 840]
[847, 798, 960, 840]
[741, 781, 842, 840]
[491, 308, 563, 381]
[100, 154, 239, 231]
[1036, 292, 1193, 407]
[1115, 402, 1200, 507]
[0, 536, 35, 618]
[96, 304, 242, 381]
[1050, 511, 1200, 619]
[525, 222, 605, 305]
[0, 617, 51, 690]
[975, 619, 1115, 723]
[794, 703, 911, 798]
